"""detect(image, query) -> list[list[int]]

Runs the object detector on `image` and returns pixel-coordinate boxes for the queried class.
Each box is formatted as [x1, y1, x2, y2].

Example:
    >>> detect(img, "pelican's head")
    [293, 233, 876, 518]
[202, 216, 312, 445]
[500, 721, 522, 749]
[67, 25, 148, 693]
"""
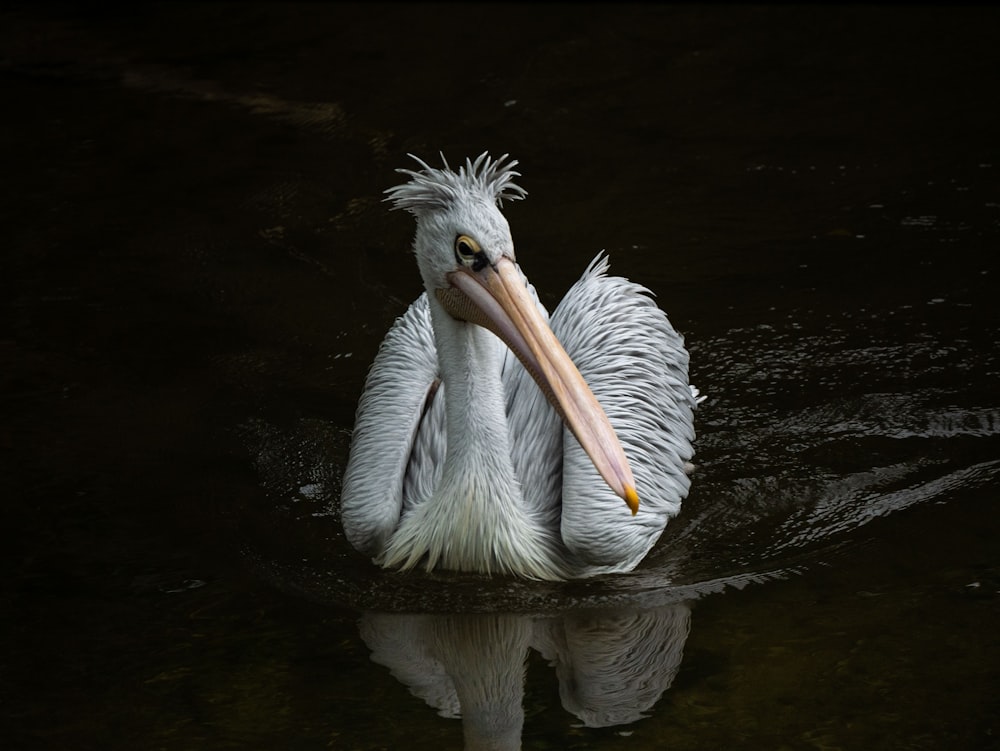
[385, 153, 639, 514]
[386, 152, 523, 291]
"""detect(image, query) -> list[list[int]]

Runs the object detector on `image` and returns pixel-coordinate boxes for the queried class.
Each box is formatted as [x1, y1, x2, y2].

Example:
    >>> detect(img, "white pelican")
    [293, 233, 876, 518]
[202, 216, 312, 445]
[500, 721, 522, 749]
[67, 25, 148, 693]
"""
[341, 153, 699, 580]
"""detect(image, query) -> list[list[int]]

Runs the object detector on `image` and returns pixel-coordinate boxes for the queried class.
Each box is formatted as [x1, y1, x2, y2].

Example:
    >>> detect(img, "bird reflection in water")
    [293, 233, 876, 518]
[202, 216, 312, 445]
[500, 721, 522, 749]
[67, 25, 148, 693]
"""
[359, 604, 691, 749]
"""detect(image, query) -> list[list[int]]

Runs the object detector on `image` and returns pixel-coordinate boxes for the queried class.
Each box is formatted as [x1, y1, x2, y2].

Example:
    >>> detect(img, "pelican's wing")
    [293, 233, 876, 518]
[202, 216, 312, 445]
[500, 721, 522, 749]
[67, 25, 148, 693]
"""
[340, 293, 444, 556]
[551, 254, 698, 569]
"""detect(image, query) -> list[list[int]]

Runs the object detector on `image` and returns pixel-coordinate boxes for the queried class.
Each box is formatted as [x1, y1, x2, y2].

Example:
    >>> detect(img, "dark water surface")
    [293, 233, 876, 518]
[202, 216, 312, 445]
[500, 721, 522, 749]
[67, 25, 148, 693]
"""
[4, 4, 999, 749]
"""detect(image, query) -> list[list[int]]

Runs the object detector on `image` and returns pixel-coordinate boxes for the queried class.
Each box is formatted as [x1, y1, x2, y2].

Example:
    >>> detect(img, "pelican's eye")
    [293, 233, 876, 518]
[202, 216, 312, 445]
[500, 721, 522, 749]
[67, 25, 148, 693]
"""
[454, 235, 487, 271]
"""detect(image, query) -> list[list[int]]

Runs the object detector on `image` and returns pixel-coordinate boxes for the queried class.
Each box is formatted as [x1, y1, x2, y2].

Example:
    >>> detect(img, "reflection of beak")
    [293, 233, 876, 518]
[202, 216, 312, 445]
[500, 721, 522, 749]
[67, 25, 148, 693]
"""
[437, 257, 640, 514]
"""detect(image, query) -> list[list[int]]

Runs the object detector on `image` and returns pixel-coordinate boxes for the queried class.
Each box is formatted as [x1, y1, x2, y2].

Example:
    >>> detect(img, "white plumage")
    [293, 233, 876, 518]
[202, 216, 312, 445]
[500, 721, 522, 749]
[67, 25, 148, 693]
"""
[340, 153, 699, 580]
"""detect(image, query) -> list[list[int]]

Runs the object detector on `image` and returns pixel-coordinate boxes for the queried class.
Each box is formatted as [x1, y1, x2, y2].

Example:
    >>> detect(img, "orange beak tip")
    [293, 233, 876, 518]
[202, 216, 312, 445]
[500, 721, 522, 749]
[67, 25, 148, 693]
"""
[625, 486, 640, 515]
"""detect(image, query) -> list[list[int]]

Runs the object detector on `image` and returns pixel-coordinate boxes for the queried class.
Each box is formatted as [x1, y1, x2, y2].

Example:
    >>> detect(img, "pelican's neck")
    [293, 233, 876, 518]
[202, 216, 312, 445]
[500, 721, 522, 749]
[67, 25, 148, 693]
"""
[428, 295, 518, 493]
[378, 294, 567, 580]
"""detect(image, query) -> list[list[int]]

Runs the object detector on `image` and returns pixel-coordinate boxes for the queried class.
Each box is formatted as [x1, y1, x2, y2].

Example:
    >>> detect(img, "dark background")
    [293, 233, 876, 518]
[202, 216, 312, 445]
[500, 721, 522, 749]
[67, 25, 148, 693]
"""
[3, 4, 999, 749]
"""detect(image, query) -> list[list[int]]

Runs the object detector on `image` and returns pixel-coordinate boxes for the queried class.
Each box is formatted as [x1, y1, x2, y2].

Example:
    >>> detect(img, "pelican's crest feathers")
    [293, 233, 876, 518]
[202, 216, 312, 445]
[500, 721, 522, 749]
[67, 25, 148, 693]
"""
[385, 151, 527, 215]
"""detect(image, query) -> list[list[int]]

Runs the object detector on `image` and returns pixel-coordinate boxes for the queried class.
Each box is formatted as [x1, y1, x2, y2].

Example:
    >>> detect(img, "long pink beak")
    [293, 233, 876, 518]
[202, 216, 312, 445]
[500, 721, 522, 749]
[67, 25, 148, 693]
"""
[437, 257, 640, 514]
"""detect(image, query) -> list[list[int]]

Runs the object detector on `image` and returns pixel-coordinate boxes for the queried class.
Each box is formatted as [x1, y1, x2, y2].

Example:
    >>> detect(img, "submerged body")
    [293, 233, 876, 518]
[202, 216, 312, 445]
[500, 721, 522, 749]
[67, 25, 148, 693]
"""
[340, 154, 699, 580]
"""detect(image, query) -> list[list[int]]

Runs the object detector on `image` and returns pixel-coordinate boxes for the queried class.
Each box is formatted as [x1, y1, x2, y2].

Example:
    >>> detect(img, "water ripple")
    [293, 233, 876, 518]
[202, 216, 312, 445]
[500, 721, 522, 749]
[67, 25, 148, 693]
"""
[236, 297, 999, 611]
